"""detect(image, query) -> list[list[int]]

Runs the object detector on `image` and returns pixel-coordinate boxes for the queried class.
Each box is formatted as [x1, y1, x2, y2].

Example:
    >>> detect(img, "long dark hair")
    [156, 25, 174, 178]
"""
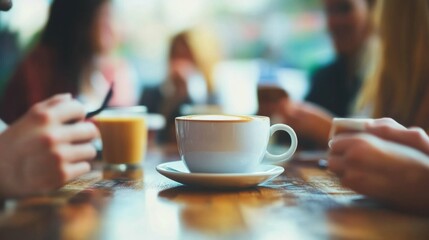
[40, 0, 109, 93]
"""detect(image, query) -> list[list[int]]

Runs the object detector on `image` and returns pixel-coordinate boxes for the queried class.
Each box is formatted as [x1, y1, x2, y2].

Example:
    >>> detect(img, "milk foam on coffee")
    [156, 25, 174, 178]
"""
[179, 115, 252, 122]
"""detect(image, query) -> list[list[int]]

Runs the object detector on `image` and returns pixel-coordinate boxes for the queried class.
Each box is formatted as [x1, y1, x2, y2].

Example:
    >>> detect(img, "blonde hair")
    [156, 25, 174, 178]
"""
[357, 0, 429, 130]
[187, 27, 222, 94]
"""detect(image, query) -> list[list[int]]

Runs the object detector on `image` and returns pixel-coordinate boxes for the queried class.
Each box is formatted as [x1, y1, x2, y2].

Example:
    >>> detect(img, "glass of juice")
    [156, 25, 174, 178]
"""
[95, 106, 147, 172]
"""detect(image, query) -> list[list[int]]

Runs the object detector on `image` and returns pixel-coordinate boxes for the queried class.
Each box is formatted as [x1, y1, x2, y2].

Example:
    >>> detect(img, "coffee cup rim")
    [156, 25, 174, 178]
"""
[176, 114, 267, 123]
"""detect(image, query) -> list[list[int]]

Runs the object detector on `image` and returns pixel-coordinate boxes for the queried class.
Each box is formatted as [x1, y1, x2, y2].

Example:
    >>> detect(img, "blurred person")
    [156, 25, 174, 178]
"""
[329, 0, 429, 214]
[260, 0, 376, 149]
[0, 0, 99, 198]
[306, 0, 376, 117]
[0, 0, 11, 11]
[329, 118, 429, 214]
[279, 0, 429, 149]
[0, 0, 136, 124]
[140, 29, 221, 144]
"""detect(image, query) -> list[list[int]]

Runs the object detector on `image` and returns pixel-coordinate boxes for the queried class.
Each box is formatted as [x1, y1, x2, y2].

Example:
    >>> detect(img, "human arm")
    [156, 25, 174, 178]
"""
[277, 99, 333, 148]
[0, 94, 99, 197]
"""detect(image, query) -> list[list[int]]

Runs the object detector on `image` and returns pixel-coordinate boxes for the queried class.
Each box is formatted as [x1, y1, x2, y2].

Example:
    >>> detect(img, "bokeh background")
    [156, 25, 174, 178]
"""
[0, 0, 334, 114]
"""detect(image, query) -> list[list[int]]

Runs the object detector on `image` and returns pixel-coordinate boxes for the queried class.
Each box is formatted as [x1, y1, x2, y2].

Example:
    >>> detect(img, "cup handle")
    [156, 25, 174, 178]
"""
[263, 124, 298, 164]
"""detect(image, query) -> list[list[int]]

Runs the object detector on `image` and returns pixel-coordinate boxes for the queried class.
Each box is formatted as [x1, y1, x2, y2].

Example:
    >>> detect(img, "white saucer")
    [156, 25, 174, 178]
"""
[156, 161, 284, 189]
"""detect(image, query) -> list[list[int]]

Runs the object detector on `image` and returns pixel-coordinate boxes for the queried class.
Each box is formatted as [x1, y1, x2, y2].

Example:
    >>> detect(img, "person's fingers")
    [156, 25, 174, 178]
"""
[329, 134, 360, 154]
[340, 169, 392, 200]
[50, 99, 86, 123]
[339, 168, 365, 190]
[283, 102, 306, 127]
[405, 127, 429, 155]
[37, 122, 98, 149]
[287, 102, 303, 119]
[364, 118, 422, 147]
[367, 123, 429, 155]
[28, 97, 85, 125]
[58, 143, 97, 163]
[366, 120, 406, 141]
[330, 134, 392, 172]
[63, 162, 91, 182]
[366, 118, 406, 131]
[43, 93, 72, 107]
[328, 143, 368, 177]
[58, 122, 99, 143]
[327, 154, 346, 176]
[21, 145, 94, 189]
[278, 98, 292, 115]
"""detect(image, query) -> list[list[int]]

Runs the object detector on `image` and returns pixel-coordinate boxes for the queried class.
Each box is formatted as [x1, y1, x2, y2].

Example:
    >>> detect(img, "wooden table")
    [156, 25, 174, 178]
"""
[1, 147, 429, 240]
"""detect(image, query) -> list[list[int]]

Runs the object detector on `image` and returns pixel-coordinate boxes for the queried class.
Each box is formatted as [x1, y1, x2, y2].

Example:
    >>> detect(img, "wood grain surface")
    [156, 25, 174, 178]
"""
[0, 148, 428, 240]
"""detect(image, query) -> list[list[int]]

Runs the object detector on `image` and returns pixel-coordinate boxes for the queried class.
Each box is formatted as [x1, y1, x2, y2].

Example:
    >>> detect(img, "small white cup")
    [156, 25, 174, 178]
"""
[330, 118, 374, 139]
[175, 115, 298, 173]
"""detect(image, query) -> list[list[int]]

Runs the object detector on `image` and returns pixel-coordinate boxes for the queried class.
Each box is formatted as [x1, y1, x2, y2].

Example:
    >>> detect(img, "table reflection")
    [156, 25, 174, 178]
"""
[102, 164, 144, 181]
[1, 149, 429, 239]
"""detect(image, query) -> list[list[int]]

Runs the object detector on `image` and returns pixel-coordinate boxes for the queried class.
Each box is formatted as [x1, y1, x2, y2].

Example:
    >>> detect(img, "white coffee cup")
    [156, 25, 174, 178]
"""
[175, 115, 298, 173]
